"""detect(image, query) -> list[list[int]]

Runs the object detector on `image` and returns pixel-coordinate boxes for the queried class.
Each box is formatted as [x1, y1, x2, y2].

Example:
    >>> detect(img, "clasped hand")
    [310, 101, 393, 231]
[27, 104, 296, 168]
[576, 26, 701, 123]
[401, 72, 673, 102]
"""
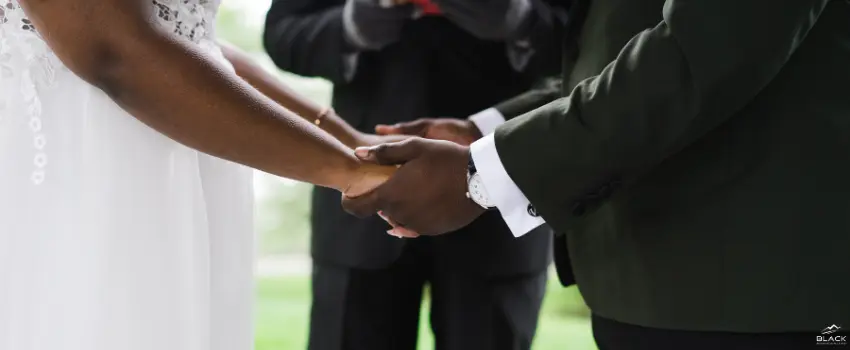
[342, 138, 485, 237]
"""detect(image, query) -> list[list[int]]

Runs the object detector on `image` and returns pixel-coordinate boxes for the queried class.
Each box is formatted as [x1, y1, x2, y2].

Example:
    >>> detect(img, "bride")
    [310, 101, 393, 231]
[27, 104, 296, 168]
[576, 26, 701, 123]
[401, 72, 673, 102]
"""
[0, 0, 399, 349]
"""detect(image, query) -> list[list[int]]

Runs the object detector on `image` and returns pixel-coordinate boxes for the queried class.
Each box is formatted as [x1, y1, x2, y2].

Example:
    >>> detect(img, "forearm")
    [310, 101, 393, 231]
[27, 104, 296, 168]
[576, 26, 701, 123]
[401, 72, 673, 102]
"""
[21, 0, 369, 192]
[219, 42, 364, 148]
[106, 33, 363, 190]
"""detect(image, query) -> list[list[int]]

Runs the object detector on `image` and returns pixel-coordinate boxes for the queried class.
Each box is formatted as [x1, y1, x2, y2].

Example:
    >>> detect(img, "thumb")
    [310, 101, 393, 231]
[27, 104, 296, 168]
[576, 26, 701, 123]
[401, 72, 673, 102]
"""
[354, 139, 424, 165]
[375, 119, 430, 136]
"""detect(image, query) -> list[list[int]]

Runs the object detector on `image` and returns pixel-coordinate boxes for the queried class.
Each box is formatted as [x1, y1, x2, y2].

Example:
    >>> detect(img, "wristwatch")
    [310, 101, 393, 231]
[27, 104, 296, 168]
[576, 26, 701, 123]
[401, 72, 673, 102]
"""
[466, 154, 496, 210]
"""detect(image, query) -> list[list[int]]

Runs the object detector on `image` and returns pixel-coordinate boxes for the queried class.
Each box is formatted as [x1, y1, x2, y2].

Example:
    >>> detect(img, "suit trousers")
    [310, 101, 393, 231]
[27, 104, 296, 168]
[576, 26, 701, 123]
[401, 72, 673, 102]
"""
[308, 238, 548, 350]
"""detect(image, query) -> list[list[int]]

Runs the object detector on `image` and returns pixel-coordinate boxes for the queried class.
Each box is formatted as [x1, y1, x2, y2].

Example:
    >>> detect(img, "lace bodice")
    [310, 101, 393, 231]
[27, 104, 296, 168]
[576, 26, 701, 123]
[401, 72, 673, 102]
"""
[1, 0, 220, 40]
[0, 0, 221, 185]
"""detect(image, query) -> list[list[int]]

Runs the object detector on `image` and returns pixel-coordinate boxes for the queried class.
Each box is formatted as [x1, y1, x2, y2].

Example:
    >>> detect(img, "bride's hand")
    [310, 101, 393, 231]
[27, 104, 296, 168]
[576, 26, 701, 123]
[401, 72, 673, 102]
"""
[342, 161, 397, 198]
[340, 152, 420, 238]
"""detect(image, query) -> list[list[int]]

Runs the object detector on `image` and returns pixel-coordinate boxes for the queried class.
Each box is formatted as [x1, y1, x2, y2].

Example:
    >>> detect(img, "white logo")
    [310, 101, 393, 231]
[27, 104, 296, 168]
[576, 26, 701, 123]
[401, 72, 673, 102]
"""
[817, 324, 847, 347]
[824, 325, 842, 335]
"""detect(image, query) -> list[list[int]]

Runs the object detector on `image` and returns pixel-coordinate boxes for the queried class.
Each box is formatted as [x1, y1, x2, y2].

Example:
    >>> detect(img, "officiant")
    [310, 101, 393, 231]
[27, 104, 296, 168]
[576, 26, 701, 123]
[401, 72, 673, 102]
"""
[263, 0, 569, 348]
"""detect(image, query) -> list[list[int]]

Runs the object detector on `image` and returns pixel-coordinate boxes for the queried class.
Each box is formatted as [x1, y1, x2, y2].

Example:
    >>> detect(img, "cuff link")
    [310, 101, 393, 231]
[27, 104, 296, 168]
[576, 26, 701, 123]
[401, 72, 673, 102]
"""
[527, 204, 539, 217]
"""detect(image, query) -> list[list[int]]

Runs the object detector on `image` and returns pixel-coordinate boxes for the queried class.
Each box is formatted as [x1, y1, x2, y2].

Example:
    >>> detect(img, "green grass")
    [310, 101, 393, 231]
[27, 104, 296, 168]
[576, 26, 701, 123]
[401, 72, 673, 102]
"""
[255, 275, 598, 350]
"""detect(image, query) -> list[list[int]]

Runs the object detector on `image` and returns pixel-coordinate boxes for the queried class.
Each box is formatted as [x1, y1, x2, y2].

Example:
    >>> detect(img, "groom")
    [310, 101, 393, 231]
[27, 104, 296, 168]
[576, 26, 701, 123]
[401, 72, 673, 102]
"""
[344, 0, 850, 349]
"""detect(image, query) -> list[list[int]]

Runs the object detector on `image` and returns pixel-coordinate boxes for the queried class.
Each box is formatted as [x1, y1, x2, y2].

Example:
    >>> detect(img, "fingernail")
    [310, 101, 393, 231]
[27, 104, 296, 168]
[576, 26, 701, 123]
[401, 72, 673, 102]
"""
[354, 147, 371, 158]
[397, 227, 419, 238]
[387, 229, 403, 238]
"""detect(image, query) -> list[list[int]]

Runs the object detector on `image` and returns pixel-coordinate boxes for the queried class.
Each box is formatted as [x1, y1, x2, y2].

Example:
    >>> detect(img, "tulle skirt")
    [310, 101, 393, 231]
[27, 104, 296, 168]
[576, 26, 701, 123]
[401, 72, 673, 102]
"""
[0, 43, 255, 350]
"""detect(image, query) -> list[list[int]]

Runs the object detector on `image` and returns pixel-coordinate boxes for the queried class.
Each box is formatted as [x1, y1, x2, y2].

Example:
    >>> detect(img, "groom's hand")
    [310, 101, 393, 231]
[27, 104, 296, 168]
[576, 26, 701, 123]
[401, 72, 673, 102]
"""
[341, 138, 485, 236]
[375, 118, 483, 146]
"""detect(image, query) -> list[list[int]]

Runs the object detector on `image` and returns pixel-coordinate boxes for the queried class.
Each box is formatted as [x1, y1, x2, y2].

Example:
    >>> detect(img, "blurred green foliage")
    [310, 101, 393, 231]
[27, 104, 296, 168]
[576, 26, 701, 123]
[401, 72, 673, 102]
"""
[255, 181, 314, 255]
[216, 3, 264, 52]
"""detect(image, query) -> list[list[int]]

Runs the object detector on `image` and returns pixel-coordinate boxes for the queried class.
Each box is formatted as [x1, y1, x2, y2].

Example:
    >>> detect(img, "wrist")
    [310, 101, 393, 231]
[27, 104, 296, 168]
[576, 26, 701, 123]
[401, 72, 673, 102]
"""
[313, 108, 361, 148]
[463, 119, 484, 140]
[468, 108, 506, 136]
[350, 132, 369, 148]
[344, 161, 396, 197]
[327, 152, 363, 192]
[466, 150, 496, 210]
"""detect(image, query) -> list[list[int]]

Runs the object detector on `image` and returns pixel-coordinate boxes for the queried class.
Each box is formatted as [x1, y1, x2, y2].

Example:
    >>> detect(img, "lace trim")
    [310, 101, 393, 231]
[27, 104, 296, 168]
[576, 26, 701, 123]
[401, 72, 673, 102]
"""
[1, 0, 216, 185]
[151, 0, 212, 43]
[1, 0, 56, 185]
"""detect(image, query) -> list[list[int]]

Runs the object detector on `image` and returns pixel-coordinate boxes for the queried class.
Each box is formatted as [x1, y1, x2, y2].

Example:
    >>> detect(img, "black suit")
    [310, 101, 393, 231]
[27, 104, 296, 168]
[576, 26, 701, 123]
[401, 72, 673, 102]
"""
[264, 2, 561, 349]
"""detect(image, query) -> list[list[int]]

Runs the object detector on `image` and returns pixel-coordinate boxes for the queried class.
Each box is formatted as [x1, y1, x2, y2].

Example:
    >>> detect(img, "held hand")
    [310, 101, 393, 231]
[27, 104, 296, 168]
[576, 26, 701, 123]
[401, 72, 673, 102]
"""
[342, 161, 397, 198]
[340, 159, 420, 238]
[341, 138, 485, 236]
[343, 133, 419, 238]
[375, 118, 482, 146]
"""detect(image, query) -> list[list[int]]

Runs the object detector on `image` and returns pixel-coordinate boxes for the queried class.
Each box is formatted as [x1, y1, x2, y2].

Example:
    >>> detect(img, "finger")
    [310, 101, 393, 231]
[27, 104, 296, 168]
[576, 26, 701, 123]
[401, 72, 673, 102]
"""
[341, 191, 383, 218]
[377, 211, 421, 238]
[376, 211, 408, 230]
[375, 119, 430, 136]
[354, 138, 425, 165]
[388, 226, 420, 238]
[377, 210, 398, 226]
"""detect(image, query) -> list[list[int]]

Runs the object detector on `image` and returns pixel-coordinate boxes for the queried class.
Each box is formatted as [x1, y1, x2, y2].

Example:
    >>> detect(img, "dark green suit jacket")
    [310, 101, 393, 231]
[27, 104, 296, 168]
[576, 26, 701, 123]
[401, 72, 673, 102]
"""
[494, 0, 850, 333]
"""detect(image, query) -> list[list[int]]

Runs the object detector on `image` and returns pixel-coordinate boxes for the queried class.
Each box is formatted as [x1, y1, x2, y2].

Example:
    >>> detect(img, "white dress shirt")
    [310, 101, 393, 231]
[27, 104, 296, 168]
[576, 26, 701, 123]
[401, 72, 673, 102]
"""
[468, 108, 547, 237]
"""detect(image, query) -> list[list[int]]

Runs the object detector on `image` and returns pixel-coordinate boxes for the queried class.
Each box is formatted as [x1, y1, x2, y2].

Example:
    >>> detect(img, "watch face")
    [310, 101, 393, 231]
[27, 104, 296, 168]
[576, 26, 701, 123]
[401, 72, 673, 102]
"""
[468, 174, 494, 208]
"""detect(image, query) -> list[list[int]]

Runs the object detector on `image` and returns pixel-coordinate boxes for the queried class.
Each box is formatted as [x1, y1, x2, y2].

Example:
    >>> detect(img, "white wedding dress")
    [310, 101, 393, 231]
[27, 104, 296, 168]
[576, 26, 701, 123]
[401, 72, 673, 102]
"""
[0, 1, 255, 350]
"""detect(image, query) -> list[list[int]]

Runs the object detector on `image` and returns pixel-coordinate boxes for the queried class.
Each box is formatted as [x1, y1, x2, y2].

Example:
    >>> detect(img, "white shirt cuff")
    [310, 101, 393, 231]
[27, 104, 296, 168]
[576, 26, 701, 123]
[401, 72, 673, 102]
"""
[468, 108, 506, 136]
[470, 134, 546, 237]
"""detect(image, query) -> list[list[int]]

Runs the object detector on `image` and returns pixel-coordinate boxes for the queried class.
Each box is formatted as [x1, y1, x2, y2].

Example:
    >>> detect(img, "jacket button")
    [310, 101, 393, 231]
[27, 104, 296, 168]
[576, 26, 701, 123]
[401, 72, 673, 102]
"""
[527, 204, 539, 217]
[571, 202, 587, 216]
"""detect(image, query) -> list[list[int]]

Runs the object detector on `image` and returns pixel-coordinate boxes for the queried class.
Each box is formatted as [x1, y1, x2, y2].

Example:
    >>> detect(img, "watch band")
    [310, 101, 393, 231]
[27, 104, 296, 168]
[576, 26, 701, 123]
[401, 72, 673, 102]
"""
[468, 152, 478, 176]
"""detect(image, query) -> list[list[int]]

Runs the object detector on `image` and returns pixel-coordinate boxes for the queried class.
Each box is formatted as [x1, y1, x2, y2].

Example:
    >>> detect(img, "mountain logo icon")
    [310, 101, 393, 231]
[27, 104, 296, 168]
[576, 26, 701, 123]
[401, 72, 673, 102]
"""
[822, 324, 841, 335]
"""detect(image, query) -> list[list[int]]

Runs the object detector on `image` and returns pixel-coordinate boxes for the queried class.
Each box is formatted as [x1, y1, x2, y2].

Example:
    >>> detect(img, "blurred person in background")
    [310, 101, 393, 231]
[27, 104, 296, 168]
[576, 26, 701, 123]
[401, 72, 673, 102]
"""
[263, 0, 571, 348]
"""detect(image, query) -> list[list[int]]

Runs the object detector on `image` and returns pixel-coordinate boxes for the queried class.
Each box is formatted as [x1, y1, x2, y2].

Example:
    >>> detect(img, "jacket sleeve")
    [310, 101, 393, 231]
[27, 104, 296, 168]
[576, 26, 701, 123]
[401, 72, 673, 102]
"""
[494, 77, 562, 120]
[494, 0, 830, 226]
[263, 0, 352, 83]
